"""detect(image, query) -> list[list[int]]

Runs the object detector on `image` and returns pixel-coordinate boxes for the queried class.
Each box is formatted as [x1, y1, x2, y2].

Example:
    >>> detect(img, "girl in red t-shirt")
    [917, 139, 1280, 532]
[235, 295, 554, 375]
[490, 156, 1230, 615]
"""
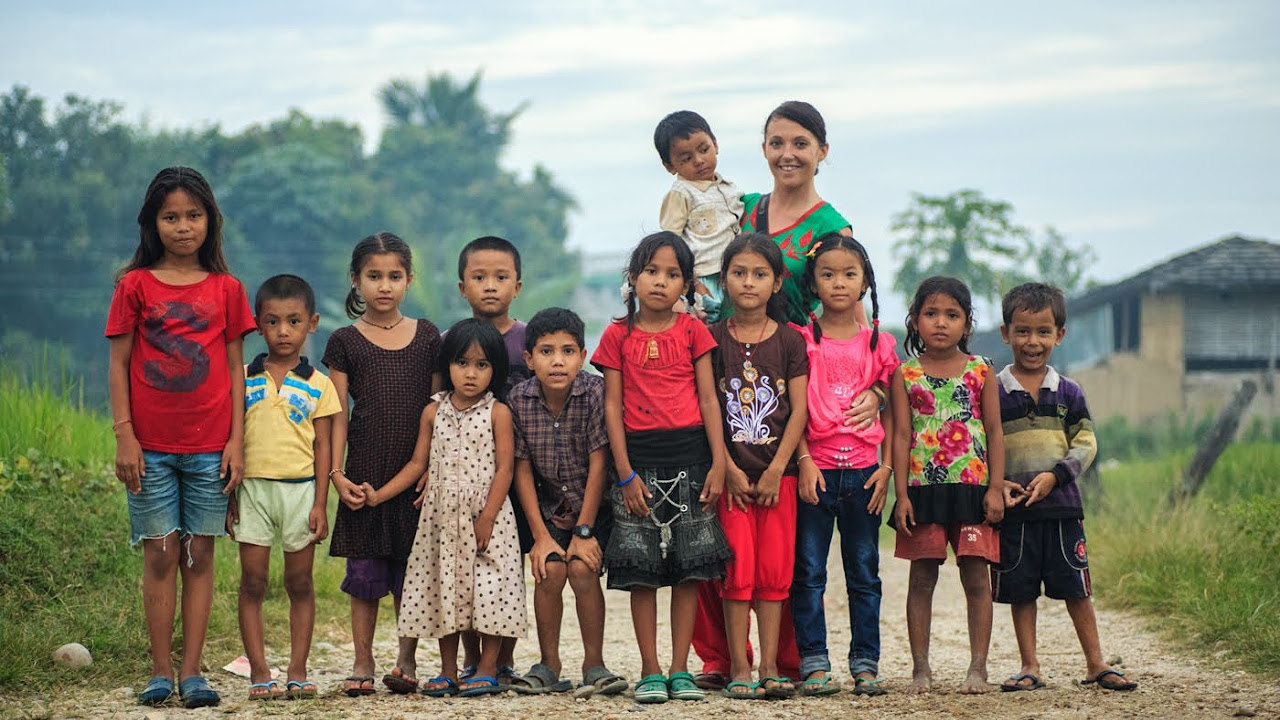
[590, 231, 731, 703]
[106, 167, 256, 709]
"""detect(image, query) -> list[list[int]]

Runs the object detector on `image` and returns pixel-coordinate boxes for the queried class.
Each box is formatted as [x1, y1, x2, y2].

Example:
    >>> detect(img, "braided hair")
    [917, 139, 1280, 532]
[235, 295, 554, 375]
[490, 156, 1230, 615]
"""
[800, 232, 881, 349]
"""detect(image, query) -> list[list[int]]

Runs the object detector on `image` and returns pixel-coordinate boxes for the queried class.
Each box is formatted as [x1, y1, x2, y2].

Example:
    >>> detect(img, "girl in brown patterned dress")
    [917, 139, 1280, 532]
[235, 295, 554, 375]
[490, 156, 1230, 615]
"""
[323, 233, 441, 697]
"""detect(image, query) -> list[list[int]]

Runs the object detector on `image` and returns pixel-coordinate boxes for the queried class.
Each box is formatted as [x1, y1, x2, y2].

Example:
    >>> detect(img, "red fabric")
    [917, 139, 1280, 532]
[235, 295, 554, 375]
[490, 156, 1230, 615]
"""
[894, 522, 1001, 563]
[590, 313, 717, 432]
[718, 477, 797, 601]
[105, 270, 255, 453]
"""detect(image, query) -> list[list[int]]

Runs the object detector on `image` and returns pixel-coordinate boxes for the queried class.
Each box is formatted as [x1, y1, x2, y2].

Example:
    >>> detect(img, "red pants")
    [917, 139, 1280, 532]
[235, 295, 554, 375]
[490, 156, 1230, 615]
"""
[692, 479, 800, 677]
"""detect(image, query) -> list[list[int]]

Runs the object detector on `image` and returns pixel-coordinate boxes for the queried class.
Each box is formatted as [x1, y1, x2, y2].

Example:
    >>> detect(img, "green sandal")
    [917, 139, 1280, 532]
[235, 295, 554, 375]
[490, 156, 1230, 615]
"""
[720, 680, 765, 699]
[633, 673, 669, 703]
[667, 671, 705, 701]
[800, 674, 841, 697]
[853, 676, 888, 696]
[761, 676, 795, 699]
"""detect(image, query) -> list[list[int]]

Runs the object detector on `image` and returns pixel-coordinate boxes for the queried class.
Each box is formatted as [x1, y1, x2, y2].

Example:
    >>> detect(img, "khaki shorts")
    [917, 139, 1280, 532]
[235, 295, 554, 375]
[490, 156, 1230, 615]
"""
[232, 478, 317, 553]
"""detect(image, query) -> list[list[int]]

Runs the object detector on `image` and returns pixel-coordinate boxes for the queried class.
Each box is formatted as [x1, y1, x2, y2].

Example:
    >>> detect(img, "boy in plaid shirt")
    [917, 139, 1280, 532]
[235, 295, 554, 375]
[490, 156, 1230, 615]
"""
[508, 308, 627, 697]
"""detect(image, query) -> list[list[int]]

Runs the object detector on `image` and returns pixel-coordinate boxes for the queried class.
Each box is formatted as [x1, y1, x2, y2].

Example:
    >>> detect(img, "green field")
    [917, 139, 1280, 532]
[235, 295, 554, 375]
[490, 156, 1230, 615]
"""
[0, 369, 1276, 694]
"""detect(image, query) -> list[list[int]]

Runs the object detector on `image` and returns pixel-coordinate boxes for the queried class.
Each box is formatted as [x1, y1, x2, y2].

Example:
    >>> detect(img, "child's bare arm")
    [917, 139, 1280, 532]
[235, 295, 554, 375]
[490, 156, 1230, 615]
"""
[604, 368, 650, 517]
[109, 333, 145, 493]
[866, 386, 893, 515]
[309, 414, 333, 543]
[695, 353, 726, 510]
[981, 367, 1006, 524]
[890, 366, 915, 534]
[474, 402, 516, 552]
[757, 373, 808, 508]
[327, 369, 363, 509]
[221, 337, 247, 492]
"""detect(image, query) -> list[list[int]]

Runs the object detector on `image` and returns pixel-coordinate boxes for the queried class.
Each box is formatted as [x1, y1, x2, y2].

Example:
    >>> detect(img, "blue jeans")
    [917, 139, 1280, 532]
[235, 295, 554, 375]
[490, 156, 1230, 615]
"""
[790, 466, 882, 678]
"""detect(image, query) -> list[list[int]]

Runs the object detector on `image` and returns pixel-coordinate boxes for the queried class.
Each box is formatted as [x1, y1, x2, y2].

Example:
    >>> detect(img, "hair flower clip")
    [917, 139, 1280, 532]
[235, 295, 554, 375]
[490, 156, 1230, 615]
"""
[804, 240, 823, 258]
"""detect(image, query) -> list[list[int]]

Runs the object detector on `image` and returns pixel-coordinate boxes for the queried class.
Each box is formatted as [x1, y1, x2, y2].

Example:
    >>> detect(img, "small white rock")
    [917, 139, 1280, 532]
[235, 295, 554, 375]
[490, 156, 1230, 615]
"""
[52, 642, 92, 667]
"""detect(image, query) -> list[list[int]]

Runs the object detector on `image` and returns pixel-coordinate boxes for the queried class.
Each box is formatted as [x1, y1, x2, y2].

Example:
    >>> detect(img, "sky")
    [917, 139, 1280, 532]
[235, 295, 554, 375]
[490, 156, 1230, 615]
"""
[3, 0, 1278, 326]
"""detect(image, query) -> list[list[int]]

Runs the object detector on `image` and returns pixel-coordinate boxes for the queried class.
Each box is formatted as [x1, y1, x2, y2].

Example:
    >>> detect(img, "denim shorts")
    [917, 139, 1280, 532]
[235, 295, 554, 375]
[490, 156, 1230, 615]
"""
[128, 451, 228, 545]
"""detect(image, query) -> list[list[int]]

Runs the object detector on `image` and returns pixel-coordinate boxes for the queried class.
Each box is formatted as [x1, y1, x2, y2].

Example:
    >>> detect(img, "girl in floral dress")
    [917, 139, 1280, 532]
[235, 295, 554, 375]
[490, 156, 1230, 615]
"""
[889, 276, 1007, 696]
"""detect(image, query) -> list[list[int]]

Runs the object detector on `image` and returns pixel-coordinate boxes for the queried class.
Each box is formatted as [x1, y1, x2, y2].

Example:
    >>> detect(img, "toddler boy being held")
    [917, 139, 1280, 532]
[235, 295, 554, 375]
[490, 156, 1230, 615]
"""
[655, 110, 743, 322]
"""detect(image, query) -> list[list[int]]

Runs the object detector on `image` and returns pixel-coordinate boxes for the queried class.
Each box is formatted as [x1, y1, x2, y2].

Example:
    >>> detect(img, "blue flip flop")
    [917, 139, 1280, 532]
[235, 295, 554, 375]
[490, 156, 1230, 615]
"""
[421, 676, 459, 697]
[138, 676, 174, 706]
[179, 676, 221, 708]
[459, 675, 506, 697]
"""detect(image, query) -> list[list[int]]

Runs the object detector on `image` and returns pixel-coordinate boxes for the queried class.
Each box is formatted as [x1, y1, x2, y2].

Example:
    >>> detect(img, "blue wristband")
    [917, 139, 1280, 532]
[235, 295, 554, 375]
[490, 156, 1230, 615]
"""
[618, 470, 637, 487]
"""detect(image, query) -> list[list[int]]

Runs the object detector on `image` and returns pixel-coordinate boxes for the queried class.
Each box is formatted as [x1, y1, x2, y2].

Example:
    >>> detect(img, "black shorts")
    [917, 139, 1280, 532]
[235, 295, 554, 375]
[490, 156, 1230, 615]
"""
[992, 519, 1092, 604]
[542, 510, 613, 570]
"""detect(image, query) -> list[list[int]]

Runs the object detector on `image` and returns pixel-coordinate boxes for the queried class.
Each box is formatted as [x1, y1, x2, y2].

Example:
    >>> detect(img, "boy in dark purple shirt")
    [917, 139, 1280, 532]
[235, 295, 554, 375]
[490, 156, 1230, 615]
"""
[994, 283, 1137, 693]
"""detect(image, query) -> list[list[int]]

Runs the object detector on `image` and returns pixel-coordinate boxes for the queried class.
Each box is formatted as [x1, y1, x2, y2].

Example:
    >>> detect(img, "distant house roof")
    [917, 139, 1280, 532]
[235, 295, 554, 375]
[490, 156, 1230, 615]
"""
[1073, 235, 1280, 313]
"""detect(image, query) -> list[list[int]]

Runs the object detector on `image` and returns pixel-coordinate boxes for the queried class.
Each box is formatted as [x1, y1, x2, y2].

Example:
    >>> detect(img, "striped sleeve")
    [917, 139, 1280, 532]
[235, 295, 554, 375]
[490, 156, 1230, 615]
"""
[1051, 379, 1097, 486]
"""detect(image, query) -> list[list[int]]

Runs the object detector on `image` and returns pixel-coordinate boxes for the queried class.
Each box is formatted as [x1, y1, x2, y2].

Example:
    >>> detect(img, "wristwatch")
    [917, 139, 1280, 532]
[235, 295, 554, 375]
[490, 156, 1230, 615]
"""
[572, 524, 594, 539]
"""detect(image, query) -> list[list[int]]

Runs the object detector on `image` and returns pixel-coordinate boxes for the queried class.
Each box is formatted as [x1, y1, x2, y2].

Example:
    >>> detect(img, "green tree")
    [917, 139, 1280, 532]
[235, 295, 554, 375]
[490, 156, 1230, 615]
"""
[372, 71, 576, 324]
[891, 189, 1093, 306]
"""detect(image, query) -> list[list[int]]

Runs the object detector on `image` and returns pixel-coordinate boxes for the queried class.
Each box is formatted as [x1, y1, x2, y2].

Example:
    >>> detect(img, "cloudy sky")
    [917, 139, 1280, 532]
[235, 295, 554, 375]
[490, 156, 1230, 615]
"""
[3, 0, 1277, 324]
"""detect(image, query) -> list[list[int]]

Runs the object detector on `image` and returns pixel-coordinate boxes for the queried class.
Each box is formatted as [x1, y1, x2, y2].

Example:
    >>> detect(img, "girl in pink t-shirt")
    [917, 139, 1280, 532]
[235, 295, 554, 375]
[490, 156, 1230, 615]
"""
[790, 233, 899, 697]
[590, 231, 731, 704]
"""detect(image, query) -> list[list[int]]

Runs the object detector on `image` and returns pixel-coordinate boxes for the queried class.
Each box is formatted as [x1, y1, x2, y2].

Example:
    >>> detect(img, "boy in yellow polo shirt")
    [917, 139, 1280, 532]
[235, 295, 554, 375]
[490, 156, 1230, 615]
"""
[228, 274, 341, 701]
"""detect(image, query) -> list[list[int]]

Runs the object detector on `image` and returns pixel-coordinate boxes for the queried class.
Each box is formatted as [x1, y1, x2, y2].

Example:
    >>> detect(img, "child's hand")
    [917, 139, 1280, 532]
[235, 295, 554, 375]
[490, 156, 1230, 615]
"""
[1023, 471, 1058, 506]
[865, 466, 891, 515]
[725, 463, 754, 512]
[309, 504, 329, 544]
[841, 388, 880, 429]
[474, 514, 496, 553]
[530, 535, 568, 582]
[335, 475, 365, 510]
[225, 494, 239, 538]
[568, 536, 603, 574]
[798, 456, 824, 505]
[984, 486, 1005, 524]
[1003, 482, 1028, 508]
[700, 462, 724, 512]
[359, 482, 380, 508]
[622, 475, 652, 518]
[114, 431, 146, 494]
[414, 471, 429, 495]
[220, 436, 244, 494]
[755, 466, 783, 508]
[894, 497, 916, 536]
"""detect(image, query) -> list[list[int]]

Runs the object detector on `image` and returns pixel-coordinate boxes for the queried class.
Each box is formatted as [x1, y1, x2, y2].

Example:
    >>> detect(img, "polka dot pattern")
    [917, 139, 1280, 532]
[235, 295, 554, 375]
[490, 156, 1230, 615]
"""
[398, 391, 527, 639]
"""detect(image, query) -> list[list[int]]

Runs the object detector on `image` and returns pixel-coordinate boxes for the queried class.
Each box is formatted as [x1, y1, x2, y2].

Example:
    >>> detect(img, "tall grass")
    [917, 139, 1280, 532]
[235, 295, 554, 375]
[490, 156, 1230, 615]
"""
[1088, 443, 1280, 677]
[0, 369, 351, 695]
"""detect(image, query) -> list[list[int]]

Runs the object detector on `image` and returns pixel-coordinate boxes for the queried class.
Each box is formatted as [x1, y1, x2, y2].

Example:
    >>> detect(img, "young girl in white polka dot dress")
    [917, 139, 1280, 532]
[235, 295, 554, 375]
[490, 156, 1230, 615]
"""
[360, 318, 526, 697]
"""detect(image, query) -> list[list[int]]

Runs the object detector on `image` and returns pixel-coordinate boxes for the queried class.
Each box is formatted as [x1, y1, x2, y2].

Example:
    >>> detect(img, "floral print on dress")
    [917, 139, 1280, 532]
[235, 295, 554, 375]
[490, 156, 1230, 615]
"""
[722, 364, 784, 446]
[903, 356, 991, 488]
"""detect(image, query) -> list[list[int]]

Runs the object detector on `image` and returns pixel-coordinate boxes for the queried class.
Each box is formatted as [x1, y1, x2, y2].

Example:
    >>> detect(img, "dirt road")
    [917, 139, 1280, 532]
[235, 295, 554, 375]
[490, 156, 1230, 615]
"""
[15, 552, 1279, 719]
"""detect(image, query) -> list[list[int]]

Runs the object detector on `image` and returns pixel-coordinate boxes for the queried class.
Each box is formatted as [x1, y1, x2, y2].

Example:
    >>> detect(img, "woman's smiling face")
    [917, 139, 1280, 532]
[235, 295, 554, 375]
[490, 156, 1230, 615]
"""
[763, 116, 828, 190]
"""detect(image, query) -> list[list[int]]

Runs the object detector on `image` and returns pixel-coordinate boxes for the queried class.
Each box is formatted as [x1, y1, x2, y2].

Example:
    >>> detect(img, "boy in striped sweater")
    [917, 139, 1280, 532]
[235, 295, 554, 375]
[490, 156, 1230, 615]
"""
[992, 283, 1138, 693]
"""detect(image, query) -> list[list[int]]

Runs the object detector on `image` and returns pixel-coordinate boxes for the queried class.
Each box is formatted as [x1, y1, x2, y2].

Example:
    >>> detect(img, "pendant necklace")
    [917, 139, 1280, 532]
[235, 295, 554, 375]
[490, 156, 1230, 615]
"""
[640, 315, 677, 363]
[732, 316, 768, 379]
[360, 314, 406, 330]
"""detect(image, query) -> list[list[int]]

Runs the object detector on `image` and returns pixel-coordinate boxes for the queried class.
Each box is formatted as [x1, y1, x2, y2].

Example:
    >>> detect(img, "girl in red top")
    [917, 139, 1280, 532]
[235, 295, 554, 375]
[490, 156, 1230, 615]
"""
[106, 167, 256, 709]
[591, 231, 731, 704]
